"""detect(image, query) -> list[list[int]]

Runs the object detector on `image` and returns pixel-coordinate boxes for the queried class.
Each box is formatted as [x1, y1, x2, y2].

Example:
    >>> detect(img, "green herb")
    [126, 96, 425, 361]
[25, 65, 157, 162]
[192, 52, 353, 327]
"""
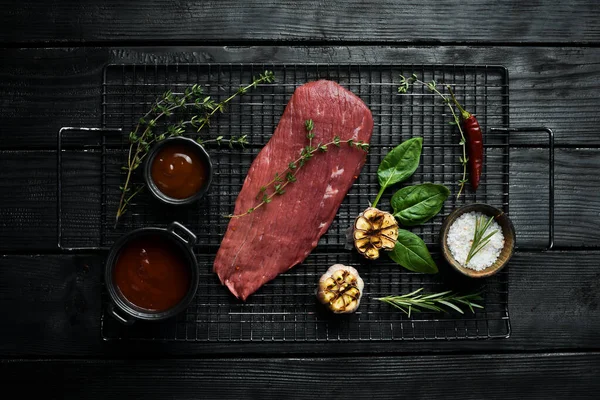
[388, 229, 438, 274]
[227, 122, 368, 218]
[371, 137, 422, 208]
[196, 134, 250, 148]
[115, 70, 275, 225]
[398, 74, 469, 198]
[465, 215, 498, 265]
[355, 136, 442, 274]
[391, 183, 450, 226]
[376, 288, 483, 317]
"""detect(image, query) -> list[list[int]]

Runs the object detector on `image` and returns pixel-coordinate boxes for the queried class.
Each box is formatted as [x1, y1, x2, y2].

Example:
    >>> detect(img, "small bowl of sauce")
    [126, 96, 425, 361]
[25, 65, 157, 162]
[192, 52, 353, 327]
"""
[144, 136, 213, 205]
[105, 221, 199, 324]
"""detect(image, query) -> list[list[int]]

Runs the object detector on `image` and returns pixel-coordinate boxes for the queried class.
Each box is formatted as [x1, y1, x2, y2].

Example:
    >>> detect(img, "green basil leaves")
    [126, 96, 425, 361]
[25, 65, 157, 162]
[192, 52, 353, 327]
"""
[389, 229, 438, 274]
[363, 136, 449, 274]
[371, 137, 422, 208]
[377, 137, 423, 188]
[391, 183, 450, 226]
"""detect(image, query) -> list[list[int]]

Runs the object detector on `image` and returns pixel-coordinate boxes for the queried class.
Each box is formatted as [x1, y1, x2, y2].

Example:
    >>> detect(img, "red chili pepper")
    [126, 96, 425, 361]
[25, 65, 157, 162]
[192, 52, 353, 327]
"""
[450, 91, 483, 191]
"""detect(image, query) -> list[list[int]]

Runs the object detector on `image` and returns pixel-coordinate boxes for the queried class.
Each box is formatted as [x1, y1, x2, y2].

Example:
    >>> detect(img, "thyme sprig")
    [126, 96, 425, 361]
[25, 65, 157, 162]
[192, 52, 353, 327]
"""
[196, 134, 250, 148]
[227, 119, 369, 218]
[376, 288, 483, 317]
[465, 215, 498, 265]
[398, 74, 469, 198]
[115, 71, 275, 225]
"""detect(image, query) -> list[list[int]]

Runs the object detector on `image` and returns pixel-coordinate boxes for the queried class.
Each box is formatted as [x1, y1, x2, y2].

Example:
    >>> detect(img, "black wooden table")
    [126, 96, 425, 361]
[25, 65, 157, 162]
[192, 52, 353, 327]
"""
[1, 1, 599, 398]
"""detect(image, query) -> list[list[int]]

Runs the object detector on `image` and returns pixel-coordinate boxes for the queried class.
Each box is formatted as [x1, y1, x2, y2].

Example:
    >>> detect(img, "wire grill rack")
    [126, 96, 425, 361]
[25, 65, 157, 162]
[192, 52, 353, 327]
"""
[89, 63, 510, 341]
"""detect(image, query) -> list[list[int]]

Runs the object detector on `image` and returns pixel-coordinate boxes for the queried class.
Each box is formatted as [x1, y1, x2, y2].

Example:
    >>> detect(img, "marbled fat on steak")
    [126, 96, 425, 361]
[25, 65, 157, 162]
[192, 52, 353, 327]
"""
[214, 80, 374, 300]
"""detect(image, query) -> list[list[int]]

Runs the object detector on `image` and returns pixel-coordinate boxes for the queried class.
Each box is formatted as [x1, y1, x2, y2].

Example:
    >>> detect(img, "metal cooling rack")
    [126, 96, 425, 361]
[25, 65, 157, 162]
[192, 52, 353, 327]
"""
[60, 63, 521, 341]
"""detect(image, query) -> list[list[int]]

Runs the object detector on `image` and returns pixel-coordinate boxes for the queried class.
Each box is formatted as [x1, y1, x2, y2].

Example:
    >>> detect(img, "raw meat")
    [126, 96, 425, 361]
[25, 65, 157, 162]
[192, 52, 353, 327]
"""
[214, 80, 374, 300]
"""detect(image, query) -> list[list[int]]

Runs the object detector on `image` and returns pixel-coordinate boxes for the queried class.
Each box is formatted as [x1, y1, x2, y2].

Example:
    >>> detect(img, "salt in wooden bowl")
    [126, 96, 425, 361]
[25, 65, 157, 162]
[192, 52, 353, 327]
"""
[440, 203, 516, 278]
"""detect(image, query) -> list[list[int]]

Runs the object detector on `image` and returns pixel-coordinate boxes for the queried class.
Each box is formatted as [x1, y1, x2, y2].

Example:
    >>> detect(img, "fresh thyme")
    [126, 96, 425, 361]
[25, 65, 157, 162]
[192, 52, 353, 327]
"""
[465, 215, 498, 265]
[398, 74, 469, 198]
[227, 119, 369, 218]
[376, 288, 483, 317]
[196, 134, 250, 149]
[115, 71, 275, 225]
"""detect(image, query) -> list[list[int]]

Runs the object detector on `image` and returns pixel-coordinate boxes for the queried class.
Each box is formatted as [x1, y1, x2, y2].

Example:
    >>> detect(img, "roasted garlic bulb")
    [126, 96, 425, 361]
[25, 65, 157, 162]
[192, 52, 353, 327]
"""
[353, 207, 399, 260]
[317, 264, 364, 314]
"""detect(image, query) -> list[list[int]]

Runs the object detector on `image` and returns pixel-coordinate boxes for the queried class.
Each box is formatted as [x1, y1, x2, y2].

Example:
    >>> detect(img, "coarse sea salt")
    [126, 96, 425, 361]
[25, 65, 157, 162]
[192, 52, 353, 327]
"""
[447, 211, 505, 271]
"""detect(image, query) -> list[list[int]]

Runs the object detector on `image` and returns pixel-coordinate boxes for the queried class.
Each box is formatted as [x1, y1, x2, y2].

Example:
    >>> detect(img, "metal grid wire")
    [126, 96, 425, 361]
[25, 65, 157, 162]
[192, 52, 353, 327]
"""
[98, 63, 510, 341]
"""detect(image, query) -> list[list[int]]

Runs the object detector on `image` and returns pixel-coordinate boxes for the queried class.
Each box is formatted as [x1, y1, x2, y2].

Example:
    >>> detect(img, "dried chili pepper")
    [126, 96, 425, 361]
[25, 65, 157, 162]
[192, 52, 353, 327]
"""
[449, 90, 483, 191]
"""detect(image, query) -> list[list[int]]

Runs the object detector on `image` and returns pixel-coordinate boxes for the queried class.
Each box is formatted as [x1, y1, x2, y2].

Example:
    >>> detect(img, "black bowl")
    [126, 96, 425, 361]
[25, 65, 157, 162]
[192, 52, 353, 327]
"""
[105, 221, 199, 325]
[143, 136, 213, 206]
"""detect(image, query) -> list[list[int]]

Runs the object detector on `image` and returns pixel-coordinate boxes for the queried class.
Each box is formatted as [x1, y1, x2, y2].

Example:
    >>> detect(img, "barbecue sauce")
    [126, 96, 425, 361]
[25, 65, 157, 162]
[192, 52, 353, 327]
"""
[113, 235, 191, 311]
[151, 142, 207, 199]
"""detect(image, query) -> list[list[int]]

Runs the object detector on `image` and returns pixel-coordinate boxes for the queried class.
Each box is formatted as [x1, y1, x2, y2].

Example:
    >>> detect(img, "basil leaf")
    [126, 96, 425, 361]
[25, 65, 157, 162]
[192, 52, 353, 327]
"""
[391, 183, 450, 226]
[389, 229, 438, 274]
[377, 137, 422, 190]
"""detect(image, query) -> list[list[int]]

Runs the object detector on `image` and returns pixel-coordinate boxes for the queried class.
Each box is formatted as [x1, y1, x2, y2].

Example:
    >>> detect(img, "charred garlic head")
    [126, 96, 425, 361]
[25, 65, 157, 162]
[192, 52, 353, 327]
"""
[353, 207, 398, 260]
[317, 264, 364, 314]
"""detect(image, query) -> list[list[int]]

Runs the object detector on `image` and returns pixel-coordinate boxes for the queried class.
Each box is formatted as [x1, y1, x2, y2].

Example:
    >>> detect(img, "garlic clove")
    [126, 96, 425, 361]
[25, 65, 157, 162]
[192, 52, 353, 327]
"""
[379, 235, 397, 250]
[354, 216, 372, 231]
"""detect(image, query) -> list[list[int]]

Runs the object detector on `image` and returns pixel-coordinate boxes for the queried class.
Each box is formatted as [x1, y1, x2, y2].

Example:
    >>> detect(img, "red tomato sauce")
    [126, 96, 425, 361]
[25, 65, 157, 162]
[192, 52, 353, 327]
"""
[151, 142, 207, 199]
[113, 235, 191, 311]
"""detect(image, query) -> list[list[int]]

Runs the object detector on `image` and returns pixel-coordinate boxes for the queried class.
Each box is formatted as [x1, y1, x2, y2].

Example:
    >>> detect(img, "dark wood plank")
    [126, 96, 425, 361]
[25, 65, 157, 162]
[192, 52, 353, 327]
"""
[0, 151, 57, 250]
[1, 251, 598, 356]
[3, 353, 599, 399]
[1, 1, 600, 44]
[555, 149, 600, 247]
[511, 148, 600, 248]
[0, 254, 103, 356]
[2, 46, 599, 150]
[0, 47, 106, 149]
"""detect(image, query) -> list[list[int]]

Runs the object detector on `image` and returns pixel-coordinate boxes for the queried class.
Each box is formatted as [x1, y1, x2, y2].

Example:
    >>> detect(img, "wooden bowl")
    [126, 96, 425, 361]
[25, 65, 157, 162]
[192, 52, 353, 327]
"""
[440, 203, 516, 278]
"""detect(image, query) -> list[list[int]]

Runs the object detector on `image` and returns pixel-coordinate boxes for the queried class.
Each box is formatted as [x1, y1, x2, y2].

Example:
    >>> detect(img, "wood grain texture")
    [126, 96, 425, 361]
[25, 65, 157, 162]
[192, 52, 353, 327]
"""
[0, 151, 57, 250]
[509, 148, 553, 249]
[0, 48, 105, 149]
[1, 251, 598, 356]
[510, 148, 600, 248]
[2, 46, 599, 150]
[554, 149, 600, 247]
[1, 1, 600, 44]
[3, 353, 600, 399]
[0, 255, 102, 355]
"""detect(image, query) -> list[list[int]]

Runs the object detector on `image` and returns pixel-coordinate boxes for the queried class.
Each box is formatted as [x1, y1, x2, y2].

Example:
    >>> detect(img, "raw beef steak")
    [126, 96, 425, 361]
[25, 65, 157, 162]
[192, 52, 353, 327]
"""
[214, 80, 374, 300]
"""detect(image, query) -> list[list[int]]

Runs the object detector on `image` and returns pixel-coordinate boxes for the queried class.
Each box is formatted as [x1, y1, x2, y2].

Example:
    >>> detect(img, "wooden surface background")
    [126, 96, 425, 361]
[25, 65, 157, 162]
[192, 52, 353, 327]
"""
[1, 1, 599, 398]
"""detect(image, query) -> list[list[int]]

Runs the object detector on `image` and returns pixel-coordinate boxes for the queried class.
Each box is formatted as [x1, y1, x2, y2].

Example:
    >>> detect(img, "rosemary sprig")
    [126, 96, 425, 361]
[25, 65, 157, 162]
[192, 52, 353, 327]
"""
[398, 74, 469, 198]
[465, 215, 498, 265]
[376, 288, 483, 317]
[227, 119, 369, 218]
[115, 71, 275, 225]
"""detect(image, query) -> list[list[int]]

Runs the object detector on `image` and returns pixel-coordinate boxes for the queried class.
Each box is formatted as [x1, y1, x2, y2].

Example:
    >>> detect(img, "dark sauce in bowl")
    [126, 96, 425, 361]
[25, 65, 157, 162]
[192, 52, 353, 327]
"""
[150, 142, 207, 200]
[113, 234, 191, 312]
